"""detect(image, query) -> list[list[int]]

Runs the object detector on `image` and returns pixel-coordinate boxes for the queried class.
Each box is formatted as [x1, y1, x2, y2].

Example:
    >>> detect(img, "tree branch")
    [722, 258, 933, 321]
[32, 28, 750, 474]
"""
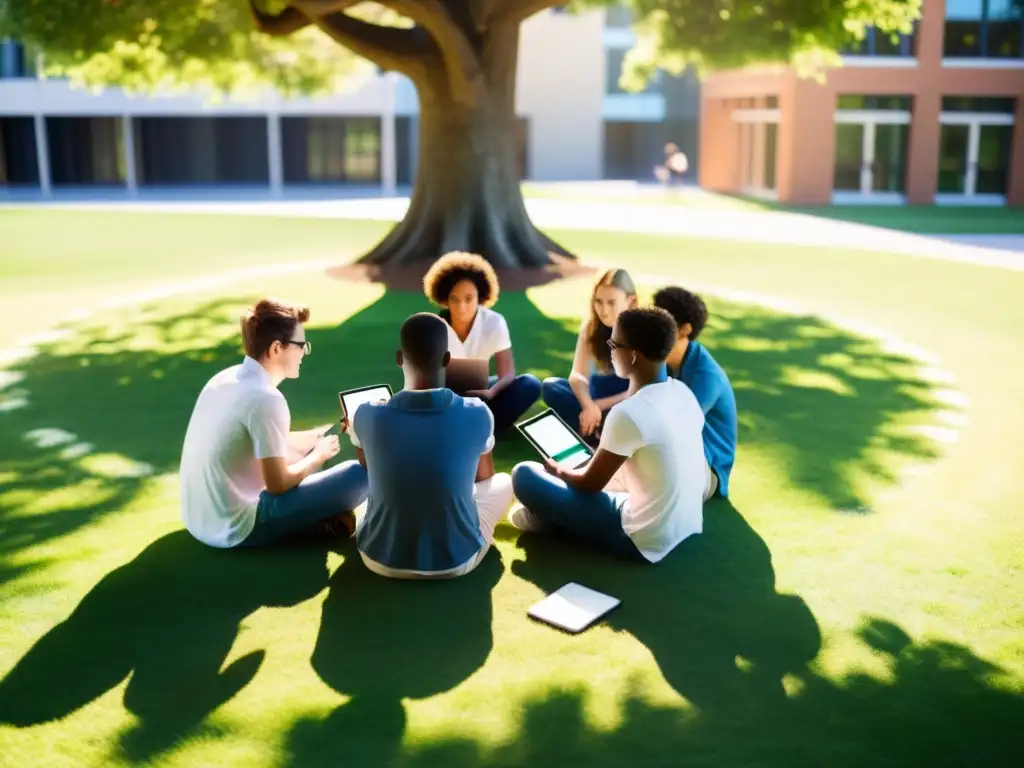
[311, 10, 436, 79]
[381, 0, 484, 104]
[250, 0, 311, 36]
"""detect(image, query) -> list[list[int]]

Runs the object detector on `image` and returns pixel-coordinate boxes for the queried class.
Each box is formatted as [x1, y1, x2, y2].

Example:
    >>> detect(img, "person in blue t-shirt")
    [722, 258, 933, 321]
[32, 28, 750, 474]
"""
[653, 287, 738, 499]
[342, 313, 514, 579]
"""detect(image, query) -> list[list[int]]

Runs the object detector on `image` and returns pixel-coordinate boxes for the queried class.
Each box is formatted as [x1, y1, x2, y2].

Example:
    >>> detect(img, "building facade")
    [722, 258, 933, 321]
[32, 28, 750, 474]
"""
[0, 7, 699, 197]
[700, 0, 1024, 206]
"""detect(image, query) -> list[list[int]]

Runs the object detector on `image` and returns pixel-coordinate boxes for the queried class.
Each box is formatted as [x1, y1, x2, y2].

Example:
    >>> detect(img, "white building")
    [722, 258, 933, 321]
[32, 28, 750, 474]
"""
[0, 8, 700, 197]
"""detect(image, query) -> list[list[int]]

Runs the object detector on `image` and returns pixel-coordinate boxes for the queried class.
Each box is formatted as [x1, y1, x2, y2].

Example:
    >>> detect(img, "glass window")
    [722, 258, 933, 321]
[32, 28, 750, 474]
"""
[605, 5, 633, 29]
[763, 123, 778, 191]
[837, 95, 913, 111]
[941, 96, 1016, 113]
[945, 0, 1023, 58]
[343, 118, 380, 182]
[307, 118, 345, 181]
[946, 0, 985, 19]
[606, 48, 626, 94]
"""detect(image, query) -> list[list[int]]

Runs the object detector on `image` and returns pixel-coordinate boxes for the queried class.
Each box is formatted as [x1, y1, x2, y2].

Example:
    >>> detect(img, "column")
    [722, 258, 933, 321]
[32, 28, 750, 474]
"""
[121, 115, 138, 195]
[33, 113, 51, 197]
[266, 112, 283, 197]
[776, 75, 833, 204]
[1007, 100, 1024, 206]
[906, 91, 941, 204]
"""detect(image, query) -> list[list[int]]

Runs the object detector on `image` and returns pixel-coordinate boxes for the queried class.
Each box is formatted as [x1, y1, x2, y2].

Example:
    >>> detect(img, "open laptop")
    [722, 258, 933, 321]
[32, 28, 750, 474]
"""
[445, 357, 489, 395]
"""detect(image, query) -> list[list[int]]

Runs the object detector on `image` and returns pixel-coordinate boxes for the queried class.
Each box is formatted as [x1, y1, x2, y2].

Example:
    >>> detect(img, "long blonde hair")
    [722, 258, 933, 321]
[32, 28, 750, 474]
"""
[586, 269, 636, 373]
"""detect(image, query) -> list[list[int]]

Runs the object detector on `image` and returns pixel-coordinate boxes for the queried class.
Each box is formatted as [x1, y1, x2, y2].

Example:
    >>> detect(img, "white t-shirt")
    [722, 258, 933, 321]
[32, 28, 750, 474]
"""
[445, 306, 512, 360]
[179, 357, 290, 548]
[599, 379, 706, 562]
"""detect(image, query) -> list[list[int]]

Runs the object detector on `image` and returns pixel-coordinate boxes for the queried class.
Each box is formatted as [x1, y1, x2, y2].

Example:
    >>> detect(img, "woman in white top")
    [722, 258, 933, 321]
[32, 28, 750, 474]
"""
[510, 307, 708, 562]
[423, 252, 541, 431]
[541, 268, 637, 442]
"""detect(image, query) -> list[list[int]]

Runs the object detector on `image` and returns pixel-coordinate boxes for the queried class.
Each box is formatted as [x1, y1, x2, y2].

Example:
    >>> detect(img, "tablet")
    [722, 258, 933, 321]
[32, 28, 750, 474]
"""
[528, 583, 621, 634]
[339, 384, 394, 420]
[516, 409, 594, 469]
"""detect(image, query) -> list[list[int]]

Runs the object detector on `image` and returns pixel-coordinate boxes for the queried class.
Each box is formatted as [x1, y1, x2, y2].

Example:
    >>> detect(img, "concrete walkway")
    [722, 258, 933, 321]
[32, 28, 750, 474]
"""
[5, 193, 1024, 272]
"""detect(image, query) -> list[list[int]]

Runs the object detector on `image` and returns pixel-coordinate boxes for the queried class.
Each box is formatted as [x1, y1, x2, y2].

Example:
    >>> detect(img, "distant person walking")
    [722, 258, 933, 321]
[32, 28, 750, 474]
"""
[655, 142, 688, 187]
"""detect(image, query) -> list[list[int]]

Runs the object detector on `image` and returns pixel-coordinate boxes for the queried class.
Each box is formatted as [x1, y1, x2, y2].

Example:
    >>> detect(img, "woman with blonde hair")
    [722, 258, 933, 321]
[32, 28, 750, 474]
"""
[541, 268, 638, 440]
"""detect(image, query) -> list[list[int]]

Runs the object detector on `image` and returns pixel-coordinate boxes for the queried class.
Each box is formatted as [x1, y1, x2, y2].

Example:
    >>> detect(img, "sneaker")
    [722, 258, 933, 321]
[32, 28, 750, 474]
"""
[311, 510, 357, 541]
[508, 504, 550, 533]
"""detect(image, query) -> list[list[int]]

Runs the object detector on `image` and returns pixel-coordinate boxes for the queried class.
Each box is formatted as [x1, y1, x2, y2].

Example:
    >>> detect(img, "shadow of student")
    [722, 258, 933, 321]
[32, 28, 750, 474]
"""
[512, 499, 821, 713]
[280, 551, 504, 767]
[0, 531, 330, 762]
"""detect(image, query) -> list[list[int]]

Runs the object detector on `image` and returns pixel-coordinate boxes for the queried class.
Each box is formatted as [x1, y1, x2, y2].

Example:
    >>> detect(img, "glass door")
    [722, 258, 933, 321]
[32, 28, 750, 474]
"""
[975, 124, 1013, 195]
[834, 123, 865, 191]
[871, 123, 909, 193]
[937, 124, 971, 194]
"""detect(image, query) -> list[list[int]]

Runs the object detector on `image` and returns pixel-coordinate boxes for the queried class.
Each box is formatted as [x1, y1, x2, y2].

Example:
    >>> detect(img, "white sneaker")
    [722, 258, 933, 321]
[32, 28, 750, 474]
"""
[508, 504, 550, 533]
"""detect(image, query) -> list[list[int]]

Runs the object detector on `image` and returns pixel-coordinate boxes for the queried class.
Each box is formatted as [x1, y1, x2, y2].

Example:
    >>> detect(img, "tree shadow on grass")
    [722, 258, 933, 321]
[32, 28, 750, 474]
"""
[0, 285, 949, 582]
[400, 618, 1024, 767]
[0, 531, 330, 763]
[280, 550, 504, 767]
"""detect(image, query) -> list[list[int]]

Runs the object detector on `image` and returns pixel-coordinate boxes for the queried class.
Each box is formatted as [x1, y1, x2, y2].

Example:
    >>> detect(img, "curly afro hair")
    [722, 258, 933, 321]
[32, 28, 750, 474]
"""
[616, 308, 678, 363]
[422, 252, 500, 308]
[652, 286, 708, 340]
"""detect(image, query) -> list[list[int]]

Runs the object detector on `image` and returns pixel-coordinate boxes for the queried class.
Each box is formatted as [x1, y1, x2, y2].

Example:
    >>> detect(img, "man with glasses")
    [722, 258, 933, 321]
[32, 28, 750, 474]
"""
[179, 298, 369, 548]
[510, 308, 706, 563]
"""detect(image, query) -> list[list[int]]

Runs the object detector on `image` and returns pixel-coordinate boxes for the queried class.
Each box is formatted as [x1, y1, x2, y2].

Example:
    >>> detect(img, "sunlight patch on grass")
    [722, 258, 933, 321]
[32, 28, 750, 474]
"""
[779, 367, 854, 396]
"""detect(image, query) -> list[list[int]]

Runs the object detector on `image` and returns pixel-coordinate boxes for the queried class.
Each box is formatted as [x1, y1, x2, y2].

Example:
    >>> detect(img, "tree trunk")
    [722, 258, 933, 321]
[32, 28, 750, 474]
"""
[358, 17, 570, 268]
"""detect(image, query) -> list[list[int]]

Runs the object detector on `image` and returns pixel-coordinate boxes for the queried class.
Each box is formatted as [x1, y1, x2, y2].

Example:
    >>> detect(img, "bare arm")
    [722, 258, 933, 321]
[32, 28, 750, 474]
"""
[568, 322, 596, 408]
[488, 348, 516, 396]
[287, 424, 331, 455]
[476, 452, 495, 483]
[259, 435, 339, 495]
[546, 449, 628, 495]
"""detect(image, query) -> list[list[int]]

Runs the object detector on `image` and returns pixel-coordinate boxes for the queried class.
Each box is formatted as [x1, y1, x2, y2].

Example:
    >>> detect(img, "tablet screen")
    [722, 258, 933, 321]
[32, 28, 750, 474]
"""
[341, 386, 392, 419]
[521, 412, 592, 469]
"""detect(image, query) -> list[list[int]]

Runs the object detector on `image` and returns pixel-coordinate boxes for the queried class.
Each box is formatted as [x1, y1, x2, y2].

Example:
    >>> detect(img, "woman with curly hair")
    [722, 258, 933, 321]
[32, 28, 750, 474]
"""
[541, 268, 637, 441]
[423, 252, 541, 431]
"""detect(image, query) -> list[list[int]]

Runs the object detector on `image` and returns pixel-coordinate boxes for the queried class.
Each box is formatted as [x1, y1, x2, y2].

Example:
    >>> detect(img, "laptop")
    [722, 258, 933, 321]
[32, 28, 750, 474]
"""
[528, 583, 621, 634]
[445, 357, 489, 395]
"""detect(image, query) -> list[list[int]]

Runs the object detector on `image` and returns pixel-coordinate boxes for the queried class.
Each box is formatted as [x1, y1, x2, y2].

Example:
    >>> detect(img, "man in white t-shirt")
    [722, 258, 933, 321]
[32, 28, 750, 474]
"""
[179, 298, 369, 548]
[510, 308, 706, 562]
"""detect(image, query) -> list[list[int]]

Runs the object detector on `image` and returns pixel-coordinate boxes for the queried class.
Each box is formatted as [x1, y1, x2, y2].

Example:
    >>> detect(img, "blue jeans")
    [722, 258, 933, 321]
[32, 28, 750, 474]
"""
[511, 462, 645, 562]
[487, 373, 542, 432]
[242, 461, 369, 547]
[541, 374, 630, 436]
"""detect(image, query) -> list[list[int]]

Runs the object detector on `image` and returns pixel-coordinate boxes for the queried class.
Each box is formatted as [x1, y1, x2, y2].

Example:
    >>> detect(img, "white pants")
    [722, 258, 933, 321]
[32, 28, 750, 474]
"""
[360, 473, 515, 580]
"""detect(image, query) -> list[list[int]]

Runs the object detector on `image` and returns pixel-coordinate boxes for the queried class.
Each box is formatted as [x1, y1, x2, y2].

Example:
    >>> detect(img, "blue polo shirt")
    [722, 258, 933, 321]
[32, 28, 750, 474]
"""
[352, 388, 494, 574]
[676, 342, 737, 497]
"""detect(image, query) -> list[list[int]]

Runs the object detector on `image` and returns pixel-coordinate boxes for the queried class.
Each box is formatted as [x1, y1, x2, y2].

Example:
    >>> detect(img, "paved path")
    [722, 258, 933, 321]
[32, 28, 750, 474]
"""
[5, 195, 1024, 272]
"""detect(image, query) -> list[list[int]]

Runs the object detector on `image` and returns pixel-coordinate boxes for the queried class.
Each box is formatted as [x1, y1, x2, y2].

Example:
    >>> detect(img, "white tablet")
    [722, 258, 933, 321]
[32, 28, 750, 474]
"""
[516, 409, 594, 469]
[528, 583, 621, 634]
[339, 384, 394, 420]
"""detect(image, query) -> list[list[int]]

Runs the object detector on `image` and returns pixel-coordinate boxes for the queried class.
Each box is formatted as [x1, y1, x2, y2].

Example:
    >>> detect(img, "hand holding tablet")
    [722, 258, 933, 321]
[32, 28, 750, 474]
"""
[338, 384, 394, 421]
[516, 409, 594, 470]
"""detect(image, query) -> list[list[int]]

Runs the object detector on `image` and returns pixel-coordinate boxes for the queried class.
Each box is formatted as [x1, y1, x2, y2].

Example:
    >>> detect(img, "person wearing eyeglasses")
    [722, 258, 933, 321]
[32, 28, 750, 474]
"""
[510, 308, 707, 562]
[179, 298, 369, 549]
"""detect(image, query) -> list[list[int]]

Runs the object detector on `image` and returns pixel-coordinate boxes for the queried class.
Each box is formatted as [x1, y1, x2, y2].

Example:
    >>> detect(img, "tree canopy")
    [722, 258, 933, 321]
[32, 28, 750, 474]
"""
[0, 1, 923, 96]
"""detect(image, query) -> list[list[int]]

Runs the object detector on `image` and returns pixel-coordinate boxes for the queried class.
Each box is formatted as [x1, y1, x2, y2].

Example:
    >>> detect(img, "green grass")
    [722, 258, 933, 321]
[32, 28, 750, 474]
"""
[1, 210, 1023, 767]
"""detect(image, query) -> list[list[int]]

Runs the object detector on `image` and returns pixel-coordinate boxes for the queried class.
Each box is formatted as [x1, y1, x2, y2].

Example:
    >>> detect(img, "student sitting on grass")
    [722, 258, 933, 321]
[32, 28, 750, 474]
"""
[653, 286, 737, 500]
[510, 308, 707, 562]
[343, 313, 514, 579]
[179, 298, 369, 549]
[541, 268, 637, 442]
[423, 251, 541, 432]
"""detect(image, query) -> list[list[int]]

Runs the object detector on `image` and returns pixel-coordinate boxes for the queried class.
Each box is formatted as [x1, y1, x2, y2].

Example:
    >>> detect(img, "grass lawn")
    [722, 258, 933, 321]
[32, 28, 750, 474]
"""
[1, 210, 1022, 767]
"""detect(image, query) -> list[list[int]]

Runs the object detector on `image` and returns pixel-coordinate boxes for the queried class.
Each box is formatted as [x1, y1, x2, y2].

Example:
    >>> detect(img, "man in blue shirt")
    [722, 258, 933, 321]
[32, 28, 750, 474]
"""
[343, 313, 514, 579]
[653, 287, 738, 499]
